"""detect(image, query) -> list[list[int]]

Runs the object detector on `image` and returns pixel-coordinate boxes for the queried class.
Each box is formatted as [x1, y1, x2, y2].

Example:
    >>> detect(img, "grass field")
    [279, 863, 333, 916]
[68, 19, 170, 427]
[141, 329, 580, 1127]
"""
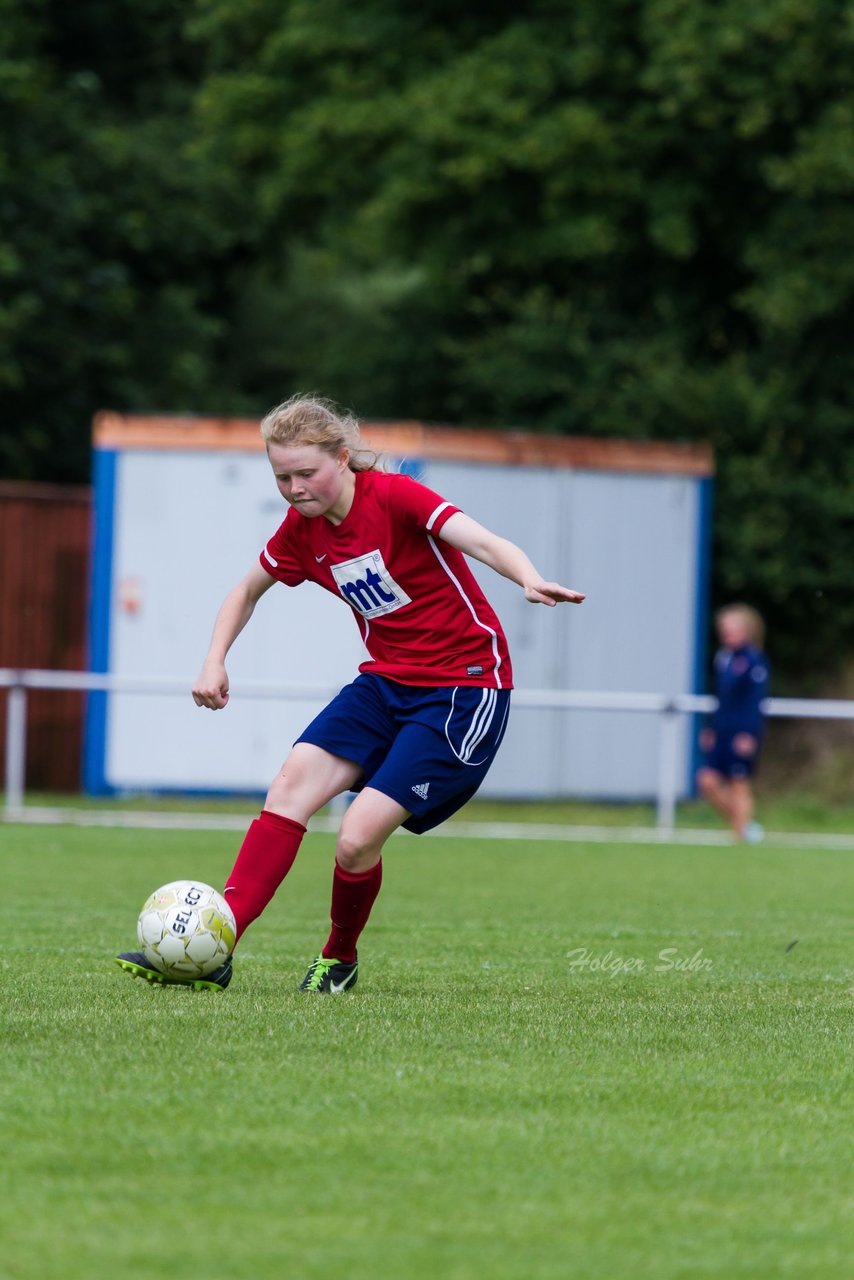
[2, 820, 851, 1279]
[17, 789, 854, 834]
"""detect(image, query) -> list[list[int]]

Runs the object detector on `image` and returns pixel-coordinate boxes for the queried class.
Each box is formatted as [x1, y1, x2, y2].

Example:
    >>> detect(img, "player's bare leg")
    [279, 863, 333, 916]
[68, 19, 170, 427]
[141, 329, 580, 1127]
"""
[697, 766, 730, 814]
[728, 778, 759, 841]
[697, 768, 758, 841]
[265, 742, 363, 825]
[697, 766, 742, 834]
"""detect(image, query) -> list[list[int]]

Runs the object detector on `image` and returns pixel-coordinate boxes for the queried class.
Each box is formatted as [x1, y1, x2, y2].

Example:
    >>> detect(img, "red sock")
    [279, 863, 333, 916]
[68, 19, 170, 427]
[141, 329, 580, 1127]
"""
[322, 859, 383, 964]
[224, 809, 306, 940]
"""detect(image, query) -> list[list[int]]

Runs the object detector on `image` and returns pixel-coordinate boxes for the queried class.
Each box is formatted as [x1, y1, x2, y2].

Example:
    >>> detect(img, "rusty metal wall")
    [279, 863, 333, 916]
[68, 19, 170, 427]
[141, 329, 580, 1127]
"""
[0, 482, 92, 791]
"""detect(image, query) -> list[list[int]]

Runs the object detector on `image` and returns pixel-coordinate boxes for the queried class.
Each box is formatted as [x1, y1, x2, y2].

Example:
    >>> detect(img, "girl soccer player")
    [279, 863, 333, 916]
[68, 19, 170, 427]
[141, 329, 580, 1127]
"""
[117, 395, 585, 992]
[697, 603, 770, 843]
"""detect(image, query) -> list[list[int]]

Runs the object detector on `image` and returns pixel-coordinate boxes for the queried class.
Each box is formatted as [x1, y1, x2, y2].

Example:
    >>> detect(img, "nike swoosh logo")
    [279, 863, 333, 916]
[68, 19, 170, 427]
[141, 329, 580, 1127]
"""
[315, 554, 328, 562]
[330, 974, 354, 993]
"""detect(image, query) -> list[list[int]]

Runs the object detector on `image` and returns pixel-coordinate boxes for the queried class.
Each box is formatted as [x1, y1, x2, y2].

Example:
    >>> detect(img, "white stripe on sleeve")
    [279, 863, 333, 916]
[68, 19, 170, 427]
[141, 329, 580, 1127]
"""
[425, 501, 453, 532]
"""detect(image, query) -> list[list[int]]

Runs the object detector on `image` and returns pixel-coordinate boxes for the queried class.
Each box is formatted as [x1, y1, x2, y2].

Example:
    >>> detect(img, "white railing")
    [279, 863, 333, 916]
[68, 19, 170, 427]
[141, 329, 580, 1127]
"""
[2, 668, 853, 830]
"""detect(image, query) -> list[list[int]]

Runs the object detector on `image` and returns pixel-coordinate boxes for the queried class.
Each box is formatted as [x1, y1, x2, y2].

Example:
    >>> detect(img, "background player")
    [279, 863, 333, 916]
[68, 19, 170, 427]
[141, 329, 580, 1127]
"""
[697, 603, 770, 843]
[117, 394, 585, 992]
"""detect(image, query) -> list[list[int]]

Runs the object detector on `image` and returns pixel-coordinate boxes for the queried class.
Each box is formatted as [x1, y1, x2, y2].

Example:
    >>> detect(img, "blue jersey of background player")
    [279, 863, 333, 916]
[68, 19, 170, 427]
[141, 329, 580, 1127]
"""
[697, 604, 770, 842]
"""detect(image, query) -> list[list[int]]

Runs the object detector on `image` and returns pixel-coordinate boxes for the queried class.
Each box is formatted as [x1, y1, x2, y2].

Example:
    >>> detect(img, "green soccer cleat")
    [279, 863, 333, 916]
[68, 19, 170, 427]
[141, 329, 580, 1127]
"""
[298, 953, 358, 994]
[115, 951, 233, 991]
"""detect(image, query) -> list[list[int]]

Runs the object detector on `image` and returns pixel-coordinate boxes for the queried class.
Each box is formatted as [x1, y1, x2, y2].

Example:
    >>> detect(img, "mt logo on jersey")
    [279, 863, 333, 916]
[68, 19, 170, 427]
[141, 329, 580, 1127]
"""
[330, 550, 412, 618]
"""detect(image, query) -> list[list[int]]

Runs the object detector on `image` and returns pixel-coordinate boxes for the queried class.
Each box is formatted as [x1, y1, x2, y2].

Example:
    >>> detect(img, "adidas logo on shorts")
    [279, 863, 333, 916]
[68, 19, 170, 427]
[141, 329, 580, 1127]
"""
[411, 782, 430, 800]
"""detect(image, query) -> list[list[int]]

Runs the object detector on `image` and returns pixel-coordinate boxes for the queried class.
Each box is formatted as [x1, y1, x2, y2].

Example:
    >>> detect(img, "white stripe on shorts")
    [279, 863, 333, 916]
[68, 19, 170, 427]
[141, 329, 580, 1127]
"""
[445, 687, 497, 767]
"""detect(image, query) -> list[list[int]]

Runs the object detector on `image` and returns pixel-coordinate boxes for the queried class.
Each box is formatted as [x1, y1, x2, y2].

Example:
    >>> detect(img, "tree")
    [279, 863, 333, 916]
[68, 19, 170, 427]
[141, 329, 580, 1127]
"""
[0, 0, 249, 482]
[183, 0, 854, 675]
[2, 0, 852, 677]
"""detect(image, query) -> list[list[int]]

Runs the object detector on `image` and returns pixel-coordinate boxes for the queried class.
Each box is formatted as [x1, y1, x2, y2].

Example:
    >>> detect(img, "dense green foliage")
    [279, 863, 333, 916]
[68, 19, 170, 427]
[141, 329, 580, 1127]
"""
[2, 822, 852, 1278]
[1, 1, 852, 676]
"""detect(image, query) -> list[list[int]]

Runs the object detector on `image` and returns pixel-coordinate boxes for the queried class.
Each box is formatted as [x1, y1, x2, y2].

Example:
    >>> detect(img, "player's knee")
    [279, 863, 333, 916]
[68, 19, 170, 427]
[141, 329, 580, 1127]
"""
[335, 825, 380, 873]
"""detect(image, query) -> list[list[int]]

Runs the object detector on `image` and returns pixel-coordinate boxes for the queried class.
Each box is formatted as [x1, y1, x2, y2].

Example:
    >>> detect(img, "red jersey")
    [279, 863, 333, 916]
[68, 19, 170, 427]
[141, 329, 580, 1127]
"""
[259, 470, 513, 689]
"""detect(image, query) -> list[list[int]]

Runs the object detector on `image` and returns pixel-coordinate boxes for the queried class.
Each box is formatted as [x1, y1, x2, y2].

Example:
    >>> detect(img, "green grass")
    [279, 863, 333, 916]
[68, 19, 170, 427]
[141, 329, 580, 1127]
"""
[1, 823, 852, 1279]
[17, 789, 854, 833]
[458, 794, 854, 833]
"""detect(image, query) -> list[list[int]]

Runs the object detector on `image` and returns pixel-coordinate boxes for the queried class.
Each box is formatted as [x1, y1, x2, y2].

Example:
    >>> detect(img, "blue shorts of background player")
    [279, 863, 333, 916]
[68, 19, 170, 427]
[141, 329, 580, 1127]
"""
[297, 673, 512, 833]
[704, 733, 758, 782]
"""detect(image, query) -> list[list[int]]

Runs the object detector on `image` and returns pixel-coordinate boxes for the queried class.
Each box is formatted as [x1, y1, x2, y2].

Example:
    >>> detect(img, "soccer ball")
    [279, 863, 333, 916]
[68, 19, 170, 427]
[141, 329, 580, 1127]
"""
[137, 881, 236, 979]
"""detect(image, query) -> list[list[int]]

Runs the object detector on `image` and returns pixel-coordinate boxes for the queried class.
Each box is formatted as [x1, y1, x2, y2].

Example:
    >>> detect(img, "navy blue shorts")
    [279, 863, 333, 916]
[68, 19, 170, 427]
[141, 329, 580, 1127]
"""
[296, 673, 511, 833]
[704, 733, 760, 780]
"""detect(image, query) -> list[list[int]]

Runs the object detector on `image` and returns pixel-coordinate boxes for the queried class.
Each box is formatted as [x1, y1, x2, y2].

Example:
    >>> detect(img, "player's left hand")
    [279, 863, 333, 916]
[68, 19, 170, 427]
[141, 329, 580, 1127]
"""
[524, 582, 586, 606]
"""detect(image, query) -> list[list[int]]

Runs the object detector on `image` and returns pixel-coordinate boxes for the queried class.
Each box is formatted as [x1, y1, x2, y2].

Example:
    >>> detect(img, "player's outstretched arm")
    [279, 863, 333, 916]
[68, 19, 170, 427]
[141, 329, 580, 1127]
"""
[192, 564, 276, 709]
[437, 512, 585, 607]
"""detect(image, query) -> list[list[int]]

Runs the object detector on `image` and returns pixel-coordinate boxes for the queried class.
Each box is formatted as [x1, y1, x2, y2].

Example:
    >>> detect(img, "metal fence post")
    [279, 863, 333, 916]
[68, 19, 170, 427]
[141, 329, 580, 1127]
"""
[656, 703, 681, 834]
[4, 679, 27, 818]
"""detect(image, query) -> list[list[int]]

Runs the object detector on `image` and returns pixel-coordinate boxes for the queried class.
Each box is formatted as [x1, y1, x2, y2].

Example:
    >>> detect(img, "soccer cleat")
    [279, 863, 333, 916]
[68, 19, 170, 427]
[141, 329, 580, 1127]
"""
[115, 951, 233, 991]
[741, 821, 765, 844]
[298, 953, 358, 994]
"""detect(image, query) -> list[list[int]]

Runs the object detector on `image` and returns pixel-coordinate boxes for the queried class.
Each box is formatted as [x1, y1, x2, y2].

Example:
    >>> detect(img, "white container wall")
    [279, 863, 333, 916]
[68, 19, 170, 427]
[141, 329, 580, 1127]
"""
[86, 418, 712, 799]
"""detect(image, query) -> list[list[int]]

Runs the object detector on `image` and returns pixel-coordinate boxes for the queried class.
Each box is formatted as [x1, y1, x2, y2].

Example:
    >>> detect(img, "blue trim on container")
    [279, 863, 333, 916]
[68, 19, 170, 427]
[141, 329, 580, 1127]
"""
[83, 448, 117, 794]
[688, 475, 714, 794]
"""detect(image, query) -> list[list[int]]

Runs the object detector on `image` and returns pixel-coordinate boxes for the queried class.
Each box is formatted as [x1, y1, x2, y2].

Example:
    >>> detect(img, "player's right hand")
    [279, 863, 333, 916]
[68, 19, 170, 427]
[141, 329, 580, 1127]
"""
[192, 660, 230, 710]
